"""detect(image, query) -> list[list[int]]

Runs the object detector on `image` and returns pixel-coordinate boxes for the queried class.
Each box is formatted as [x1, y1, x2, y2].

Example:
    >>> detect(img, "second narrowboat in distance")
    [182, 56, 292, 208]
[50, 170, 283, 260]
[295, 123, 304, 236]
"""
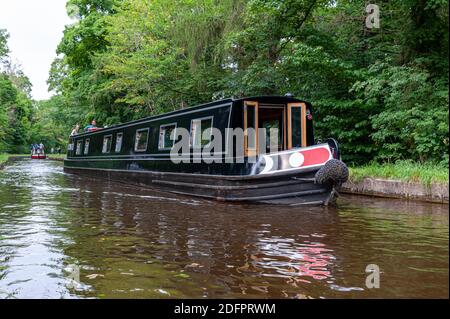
[64, 95, 349, 205]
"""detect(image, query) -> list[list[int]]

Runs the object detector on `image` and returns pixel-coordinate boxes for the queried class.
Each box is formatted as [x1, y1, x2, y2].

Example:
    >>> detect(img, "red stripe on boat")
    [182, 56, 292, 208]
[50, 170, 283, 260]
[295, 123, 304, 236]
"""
[299, 147, 331, 167]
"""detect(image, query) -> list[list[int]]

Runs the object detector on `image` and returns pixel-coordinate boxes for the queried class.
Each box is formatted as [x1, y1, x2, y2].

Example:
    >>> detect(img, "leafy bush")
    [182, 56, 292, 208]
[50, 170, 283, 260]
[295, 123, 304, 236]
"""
[353, 61, 449, 166]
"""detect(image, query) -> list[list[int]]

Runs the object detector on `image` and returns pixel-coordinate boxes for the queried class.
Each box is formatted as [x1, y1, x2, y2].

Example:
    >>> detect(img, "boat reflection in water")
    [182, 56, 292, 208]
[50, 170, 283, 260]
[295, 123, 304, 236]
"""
[60, 175, 379, 298]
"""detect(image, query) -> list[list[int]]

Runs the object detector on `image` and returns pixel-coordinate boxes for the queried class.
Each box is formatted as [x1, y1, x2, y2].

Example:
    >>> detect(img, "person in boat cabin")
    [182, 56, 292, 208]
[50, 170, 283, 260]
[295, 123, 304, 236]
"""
[84, 120, 98, 132]
[70, 124, 80, 136]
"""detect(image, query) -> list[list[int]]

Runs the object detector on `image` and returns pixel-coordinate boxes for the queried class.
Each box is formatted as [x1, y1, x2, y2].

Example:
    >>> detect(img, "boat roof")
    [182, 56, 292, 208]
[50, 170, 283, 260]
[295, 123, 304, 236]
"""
[73, 95, 308, 138]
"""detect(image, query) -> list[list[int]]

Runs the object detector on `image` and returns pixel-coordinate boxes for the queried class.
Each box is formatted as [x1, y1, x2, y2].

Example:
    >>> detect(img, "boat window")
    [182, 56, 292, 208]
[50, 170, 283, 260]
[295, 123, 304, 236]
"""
[76, 140, 83, 155]
[244, 101, 259, 156]
[102, 135, 113, 154]
[115, 133, 123, 153]
[158, 124, 177, 150]
[84, 138, 90, 155]
[134, 128, 149, 152]
[190, 117, 213, 148]
[288, 103, 307, 149]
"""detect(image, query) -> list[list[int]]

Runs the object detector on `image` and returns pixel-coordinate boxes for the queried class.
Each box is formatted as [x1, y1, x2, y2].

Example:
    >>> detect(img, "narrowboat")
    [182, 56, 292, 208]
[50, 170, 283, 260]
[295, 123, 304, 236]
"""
[31, 150, 46, 160]
[64, 96, 348, 205]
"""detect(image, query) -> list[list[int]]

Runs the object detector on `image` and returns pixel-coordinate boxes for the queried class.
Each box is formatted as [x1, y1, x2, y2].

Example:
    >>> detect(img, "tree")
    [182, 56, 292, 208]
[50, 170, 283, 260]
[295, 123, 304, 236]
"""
[49, 0, 117, 126]
[47, 0, 449, 165]
[0, 29, 9, 62]
[0, 29, 34, 153]
[29, 95, 76, 150]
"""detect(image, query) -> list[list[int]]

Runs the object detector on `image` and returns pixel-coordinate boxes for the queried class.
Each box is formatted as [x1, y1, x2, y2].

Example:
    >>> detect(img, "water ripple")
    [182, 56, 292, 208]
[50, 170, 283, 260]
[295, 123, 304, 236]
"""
[0, 160, 448, 298]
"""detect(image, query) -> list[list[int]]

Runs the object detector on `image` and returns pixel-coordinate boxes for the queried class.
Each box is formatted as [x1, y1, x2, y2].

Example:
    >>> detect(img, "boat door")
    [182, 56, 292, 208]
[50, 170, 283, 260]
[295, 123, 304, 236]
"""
[287, 103, 307, 149]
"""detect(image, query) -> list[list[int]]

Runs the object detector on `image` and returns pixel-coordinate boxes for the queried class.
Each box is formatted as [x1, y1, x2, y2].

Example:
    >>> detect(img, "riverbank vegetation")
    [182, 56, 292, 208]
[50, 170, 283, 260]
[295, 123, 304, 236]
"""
[1, 29, 75, 153]
[0, 154, 9, 166]
[0, 29, 34, 154]
[350, 161, 449, 186]
[0, 154, 27, 167]
[1, 0, 449, 170]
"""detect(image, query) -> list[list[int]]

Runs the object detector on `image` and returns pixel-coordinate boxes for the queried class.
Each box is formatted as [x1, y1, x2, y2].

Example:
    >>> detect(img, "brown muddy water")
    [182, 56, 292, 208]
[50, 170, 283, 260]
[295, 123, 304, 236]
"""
[0, 159, 448, 299]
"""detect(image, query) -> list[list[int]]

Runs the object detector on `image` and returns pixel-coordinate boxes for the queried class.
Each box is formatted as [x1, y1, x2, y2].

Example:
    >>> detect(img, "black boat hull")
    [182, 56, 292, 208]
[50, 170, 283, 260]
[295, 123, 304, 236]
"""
[63, 165, 337, 206]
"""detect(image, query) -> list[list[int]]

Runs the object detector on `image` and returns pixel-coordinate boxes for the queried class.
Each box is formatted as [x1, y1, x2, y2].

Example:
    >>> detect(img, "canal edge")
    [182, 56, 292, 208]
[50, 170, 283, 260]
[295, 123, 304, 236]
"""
[0, 155, 27, 170]
[0, 155, 65, 170]
[341, 178, 449, 204]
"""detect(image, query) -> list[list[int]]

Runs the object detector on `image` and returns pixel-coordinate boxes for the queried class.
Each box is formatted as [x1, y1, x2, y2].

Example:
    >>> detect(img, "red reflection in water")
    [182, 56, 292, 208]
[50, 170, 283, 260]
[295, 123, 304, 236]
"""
[295, 243, 334, 280]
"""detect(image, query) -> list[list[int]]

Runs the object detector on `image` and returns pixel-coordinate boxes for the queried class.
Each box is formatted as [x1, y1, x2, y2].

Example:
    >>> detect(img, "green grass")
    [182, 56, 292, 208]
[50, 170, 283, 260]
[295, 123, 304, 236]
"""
[0, 154, 9, 166]
[350, 161, 449, 185]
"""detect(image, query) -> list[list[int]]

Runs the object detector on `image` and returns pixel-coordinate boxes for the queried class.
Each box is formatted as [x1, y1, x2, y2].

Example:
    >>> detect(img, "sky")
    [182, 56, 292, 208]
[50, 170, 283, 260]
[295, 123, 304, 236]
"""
[0, 0, 72, 100]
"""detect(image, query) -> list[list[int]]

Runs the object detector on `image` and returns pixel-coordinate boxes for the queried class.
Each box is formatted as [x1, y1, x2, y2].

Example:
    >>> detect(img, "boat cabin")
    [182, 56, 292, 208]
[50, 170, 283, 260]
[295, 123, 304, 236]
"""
[66, 96, 315, 173]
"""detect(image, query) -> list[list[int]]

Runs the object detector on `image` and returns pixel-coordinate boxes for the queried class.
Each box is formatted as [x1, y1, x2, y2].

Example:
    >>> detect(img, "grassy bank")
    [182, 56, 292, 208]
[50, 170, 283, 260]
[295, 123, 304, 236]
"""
[349, 162, 449, 185]
[0, 154, 29, 168]
[0, 154, 9, 166]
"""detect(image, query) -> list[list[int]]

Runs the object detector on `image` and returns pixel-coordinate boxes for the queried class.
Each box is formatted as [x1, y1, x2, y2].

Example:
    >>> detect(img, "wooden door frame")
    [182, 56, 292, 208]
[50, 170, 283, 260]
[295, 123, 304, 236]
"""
[244, 101, 259, 156]
[287, 103, 307, 149]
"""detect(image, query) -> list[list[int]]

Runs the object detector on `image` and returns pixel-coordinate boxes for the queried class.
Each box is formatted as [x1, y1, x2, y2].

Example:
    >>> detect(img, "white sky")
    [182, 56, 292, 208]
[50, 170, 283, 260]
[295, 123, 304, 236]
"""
[0, 0, 72, 100]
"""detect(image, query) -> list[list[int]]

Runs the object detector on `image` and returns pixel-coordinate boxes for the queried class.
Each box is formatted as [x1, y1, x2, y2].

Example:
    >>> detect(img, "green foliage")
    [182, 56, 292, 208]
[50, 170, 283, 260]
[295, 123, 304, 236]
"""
[349, 161, 449, 186]
[353, 61, 449, 165]
[0, 30, 39, 153]
[0, 29, 9, 61]
[0, 153, 9, 165]
[96, 0, 241, 119]
[48, 0, 117, 125]
[44, 0, 448, 166]
[29, 95, 77, 150]
[0, 73, 34, 153]
[0, 61, 33, 154]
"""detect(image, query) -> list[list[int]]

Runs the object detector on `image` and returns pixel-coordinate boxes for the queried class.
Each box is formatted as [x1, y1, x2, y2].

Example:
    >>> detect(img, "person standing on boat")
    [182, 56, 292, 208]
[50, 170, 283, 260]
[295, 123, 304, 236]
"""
[84, 120, 98, 132]
[39, 143, 45, 155]
[70, 124, 80, 136]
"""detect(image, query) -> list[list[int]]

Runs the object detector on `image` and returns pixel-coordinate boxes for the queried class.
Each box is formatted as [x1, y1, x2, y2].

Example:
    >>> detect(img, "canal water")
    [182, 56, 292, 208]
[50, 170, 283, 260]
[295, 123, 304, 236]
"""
[0, 159, 448, 299]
